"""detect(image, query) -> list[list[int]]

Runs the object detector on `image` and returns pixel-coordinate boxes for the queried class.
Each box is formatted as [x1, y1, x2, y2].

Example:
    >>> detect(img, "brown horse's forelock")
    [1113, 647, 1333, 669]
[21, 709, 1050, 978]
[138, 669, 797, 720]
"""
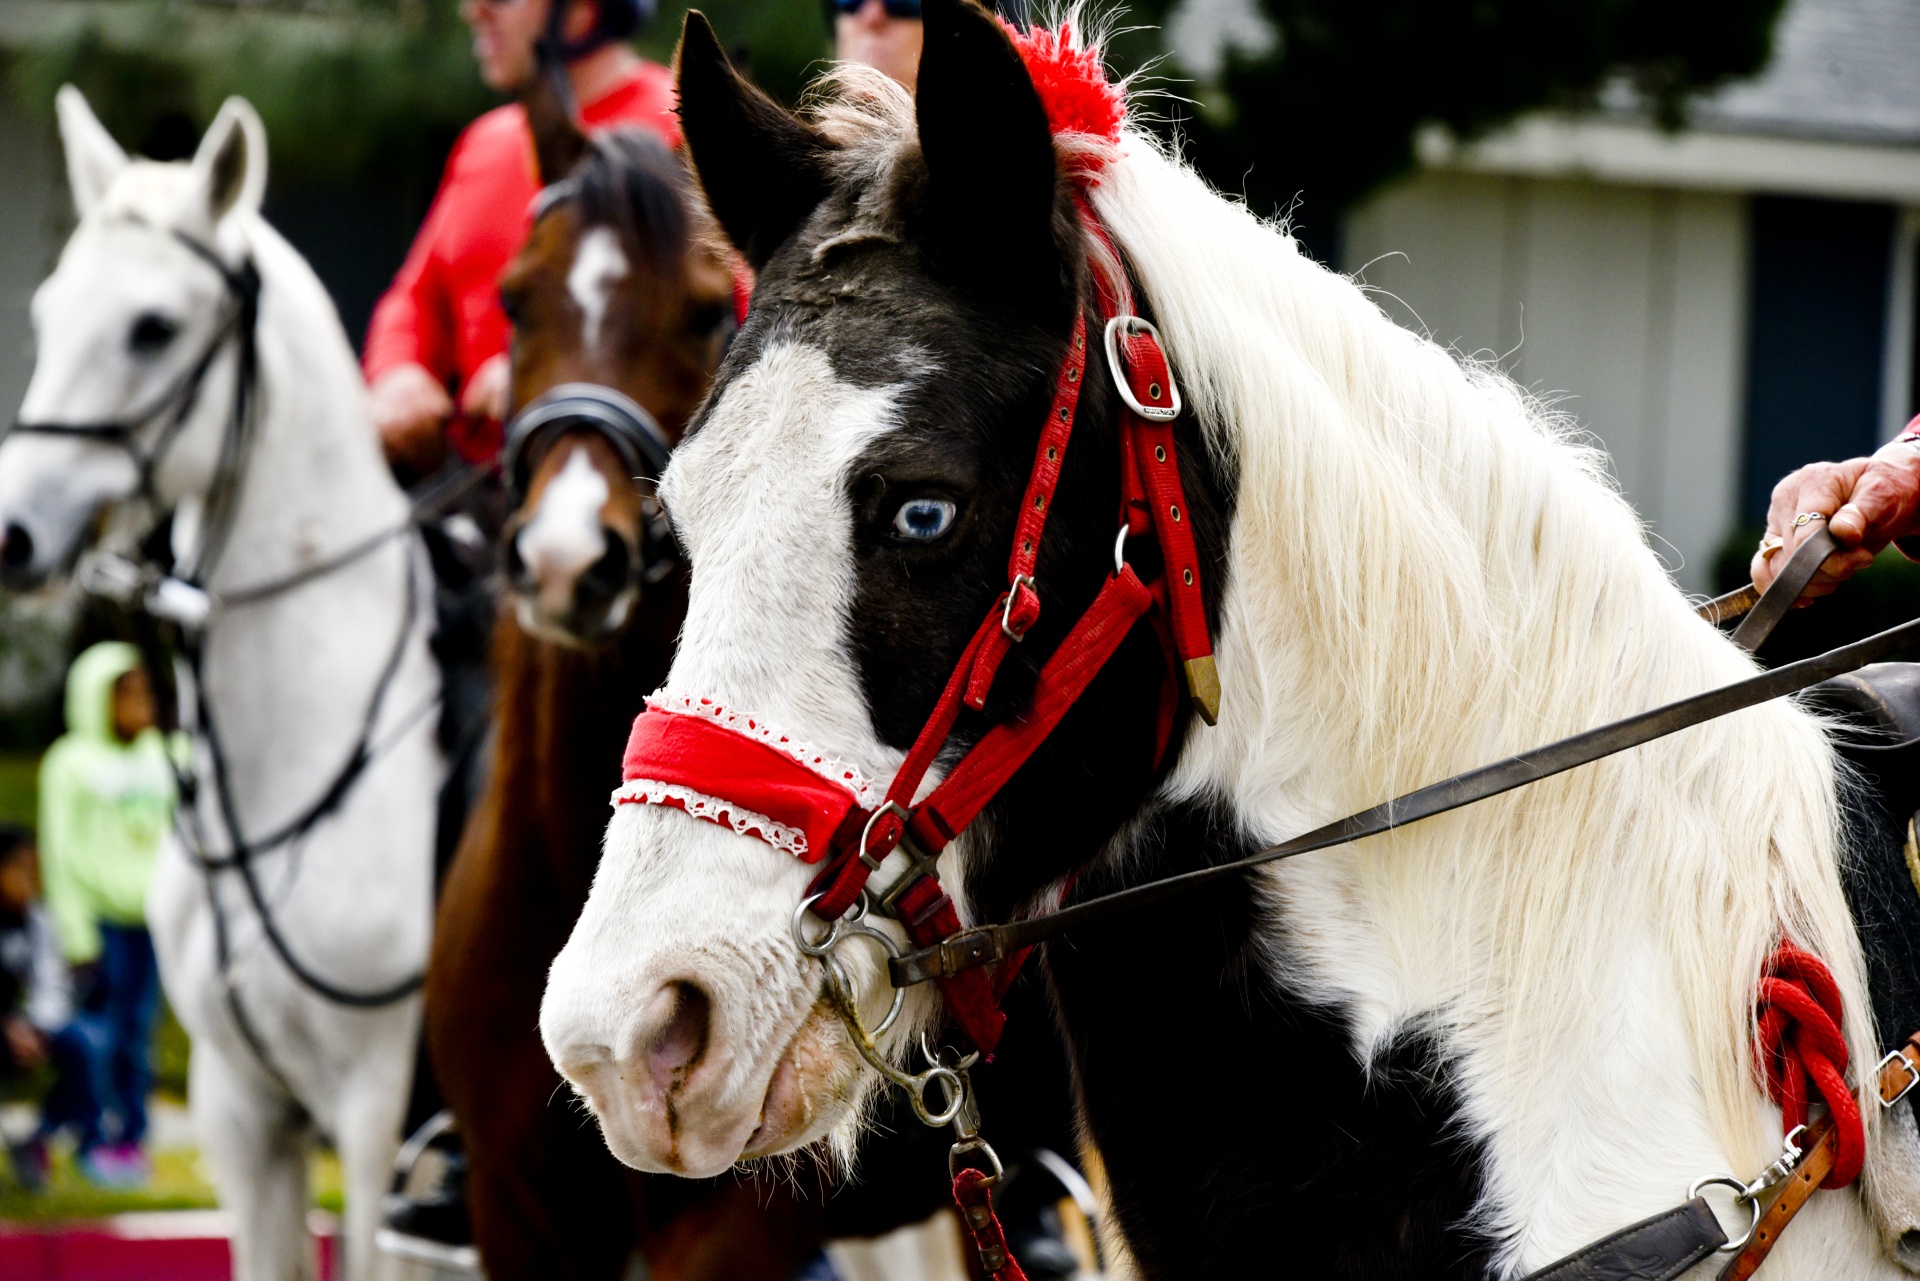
[572, 127, 692, 280]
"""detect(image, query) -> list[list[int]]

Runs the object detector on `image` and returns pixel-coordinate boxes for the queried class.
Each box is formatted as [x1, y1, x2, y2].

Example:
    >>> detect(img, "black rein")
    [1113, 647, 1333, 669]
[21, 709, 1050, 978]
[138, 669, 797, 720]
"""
[892, 530, 1874, 988]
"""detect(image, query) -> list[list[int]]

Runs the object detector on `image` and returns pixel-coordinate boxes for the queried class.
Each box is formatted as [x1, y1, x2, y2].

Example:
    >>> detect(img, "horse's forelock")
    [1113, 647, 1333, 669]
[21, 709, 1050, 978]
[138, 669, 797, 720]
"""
[574, 129, 691, 279]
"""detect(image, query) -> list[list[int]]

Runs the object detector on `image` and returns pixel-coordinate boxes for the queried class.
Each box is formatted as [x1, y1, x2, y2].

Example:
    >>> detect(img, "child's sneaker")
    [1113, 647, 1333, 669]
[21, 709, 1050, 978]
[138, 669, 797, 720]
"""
[78, 1140, 148, 1188]
[6, 1136, 48, 1191]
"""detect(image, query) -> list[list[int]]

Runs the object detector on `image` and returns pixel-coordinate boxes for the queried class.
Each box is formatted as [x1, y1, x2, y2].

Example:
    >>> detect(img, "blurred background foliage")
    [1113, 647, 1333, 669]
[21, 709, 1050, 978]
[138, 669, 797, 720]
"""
[0, 0, 833, 198]
[0, 0, 1791, 223]
[1123, 0, 1792, 252]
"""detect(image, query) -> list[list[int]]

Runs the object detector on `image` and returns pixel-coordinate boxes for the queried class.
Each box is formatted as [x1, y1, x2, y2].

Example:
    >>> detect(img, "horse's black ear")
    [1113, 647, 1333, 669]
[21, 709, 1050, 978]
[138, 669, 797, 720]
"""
[676, 12, 834, 267]
[914, 0, 1059, 290]
[524, 51, 588, 187]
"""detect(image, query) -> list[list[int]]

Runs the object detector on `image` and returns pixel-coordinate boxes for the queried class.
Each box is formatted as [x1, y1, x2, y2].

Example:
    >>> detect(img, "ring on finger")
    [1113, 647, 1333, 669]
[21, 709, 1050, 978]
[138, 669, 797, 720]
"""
[1792, 511, 1829, 528]
[1758, 535, 1785, 559]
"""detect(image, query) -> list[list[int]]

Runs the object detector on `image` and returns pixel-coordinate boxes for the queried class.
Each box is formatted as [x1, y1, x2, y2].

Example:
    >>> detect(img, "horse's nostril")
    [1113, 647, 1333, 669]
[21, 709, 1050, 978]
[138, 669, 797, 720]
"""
[578, 531, 632, 602]
[0, 523, 33, 572]
[646, 981, 711, 1080]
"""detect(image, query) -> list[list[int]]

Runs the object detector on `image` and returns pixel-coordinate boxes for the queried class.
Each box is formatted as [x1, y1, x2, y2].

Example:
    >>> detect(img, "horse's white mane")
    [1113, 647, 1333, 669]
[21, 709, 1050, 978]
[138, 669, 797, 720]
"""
[1091, 129, 1875, 1247]
[799, 46, 1878, 1259]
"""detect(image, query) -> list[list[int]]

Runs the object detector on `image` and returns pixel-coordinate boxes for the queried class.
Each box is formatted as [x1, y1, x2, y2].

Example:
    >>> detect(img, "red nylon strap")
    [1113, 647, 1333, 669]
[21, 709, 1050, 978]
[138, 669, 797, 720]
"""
[1113, 332, 1213, 676]
[619, 708, 863, 864]
[804, 569, 1156, 1052]
[1754, 941, 1864, 1188]
[963, 313, 1092, 711]
[952, 1168, 1030, 1281]
[916, 568, 1156, 850]
[806, 611, 1004, 920]
[895, 876, 1006, 1052]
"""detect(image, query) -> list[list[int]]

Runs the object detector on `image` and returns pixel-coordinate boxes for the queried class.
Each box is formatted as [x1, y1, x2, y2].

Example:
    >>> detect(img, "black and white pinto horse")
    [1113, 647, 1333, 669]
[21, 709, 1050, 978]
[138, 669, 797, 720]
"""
[539, 3, 1920, 1275]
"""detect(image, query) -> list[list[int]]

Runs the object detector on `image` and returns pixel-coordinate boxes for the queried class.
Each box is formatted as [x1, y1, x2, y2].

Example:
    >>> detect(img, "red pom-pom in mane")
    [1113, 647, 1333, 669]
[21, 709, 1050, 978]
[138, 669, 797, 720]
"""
[1003, 20, 1125, 171]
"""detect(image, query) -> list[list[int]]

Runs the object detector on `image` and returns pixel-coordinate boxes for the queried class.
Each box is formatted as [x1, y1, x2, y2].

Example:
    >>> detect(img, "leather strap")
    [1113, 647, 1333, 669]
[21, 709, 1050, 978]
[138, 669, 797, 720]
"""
[1878, 1032, 1920, 1108]
[962, 313, 1092, 709]
[1520, 1197, 1728, 1281]
[1718, 1117, 1838, 1281]
[1729, 529, 1839, 653]
[1700, 583, 1760, 630]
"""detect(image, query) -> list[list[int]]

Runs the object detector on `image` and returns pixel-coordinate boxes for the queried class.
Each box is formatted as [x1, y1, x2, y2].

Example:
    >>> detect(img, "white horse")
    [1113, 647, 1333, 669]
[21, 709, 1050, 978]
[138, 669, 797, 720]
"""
[539, 4, 1920, 1277]
[0, 89, 439, 1281]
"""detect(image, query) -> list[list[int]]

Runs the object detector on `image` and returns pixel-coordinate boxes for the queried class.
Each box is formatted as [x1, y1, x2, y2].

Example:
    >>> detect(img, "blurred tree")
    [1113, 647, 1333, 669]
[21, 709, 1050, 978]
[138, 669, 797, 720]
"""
[0, 0, 828, 199]
[1123, 0, 1789, 252]
[0, 0, 1790, 249]
[2, 2, 493, 202]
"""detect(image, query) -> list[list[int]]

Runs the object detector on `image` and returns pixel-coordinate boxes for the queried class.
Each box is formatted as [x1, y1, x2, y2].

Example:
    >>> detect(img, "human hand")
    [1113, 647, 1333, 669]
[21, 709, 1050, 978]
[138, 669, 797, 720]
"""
[3, 1015, 46, 1069]
[370, 363, 454, 477]
[1749, 443, 1920, 601]
[460, 353, 511, 423]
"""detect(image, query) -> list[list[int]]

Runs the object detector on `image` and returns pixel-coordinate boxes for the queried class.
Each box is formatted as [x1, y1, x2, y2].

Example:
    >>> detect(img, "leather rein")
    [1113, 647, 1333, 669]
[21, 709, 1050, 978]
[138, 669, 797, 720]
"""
[888, 525, 1872, 990]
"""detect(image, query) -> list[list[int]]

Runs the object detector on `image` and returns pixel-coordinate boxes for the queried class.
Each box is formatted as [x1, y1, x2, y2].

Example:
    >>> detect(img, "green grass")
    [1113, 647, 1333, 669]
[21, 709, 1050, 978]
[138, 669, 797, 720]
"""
[0, 1145, 217, 1221]
[0, 752, 38, 830]
[0, 1141, 343, 1223]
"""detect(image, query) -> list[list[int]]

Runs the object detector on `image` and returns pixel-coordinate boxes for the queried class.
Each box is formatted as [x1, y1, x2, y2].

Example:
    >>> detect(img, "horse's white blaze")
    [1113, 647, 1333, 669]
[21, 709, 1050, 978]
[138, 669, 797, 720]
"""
[516, 445, 610, 618]
[543, 341, 938, 1176]
[0, 89, 439, 1281]
[569, 226, 629, 355]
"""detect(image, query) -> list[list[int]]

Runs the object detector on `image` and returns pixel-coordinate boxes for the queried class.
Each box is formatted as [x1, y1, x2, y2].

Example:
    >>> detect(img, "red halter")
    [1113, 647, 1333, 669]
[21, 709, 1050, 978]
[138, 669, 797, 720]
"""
[617, 206, 1216, 1052]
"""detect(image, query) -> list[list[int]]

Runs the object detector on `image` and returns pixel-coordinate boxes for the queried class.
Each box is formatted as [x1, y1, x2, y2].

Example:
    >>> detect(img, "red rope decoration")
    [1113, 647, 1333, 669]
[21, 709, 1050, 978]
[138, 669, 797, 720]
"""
[1755, 941, 1864, 1187]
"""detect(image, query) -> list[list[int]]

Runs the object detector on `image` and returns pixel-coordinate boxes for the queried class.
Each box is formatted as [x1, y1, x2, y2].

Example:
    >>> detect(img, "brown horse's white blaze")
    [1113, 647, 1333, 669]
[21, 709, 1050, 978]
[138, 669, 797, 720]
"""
[497, 134, 737, 645]
[503, 433, 643, 642]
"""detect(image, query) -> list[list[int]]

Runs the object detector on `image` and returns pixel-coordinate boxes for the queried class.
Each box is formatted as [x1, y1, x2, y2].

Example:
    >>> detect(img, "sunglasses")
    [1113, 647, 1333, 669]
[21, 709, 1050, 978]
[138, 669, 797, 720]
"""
[830, 0, 923, 18]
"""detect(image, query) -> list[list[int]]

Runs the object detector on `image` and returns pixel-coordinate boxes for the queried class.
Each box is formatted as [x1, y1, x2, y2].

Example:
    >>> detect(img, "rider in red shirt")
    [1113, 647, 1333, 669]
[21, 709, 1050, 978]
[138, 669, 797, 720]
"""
[365, 0, 676, 474]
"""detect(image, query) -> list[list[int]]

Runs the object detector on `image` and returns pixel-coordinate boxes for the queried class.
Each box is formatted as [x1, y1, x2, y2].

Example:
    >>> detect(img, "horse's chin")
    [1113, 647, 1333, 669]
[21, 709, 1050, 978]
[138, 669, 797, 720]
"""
[510, 588, 635, 650]
[577, 1000, 866, 1178]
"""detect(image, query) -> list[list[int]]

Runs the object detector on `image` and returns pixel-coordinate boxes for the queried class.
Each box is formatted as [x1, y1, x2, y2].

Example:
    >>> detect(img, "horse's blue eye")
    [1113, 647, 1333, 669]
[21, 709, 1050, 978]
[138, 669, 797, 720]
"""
[892, 498, 957, 541]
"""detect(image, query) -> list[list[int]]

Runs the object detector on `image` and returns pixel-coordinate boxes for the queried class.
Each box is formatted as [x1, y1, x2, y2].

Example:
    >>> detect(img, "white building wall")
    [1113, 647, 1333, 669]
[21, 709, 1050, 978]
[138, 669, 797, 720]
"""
[1344, 170, 1749, 592]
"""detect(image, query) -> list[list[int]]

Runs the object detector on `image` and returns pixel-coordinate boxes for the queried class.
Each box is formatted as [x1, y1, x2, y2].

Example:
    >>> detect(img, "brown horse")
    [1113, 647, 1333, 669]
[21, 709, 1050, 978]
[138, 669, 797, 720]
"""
[420, 82, 828, 1280]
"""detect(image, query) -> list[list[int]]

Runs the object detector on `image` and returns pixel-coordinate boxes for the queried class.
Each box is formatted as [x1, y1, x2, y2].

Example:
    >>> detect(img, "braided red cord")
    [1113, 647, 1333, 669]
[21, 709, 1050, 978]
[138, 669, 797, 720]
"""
[1755, 941, 1864, 1187]
[952, 1167, 1030, 1281]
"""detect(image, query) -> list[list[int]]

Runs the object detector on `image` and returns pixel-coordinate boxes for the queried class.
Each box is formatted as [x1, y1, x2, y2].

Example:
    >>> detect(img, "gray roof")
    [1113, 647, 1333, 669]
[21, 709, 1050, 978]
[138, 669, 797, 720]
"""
[1688, 0, 1920, 146]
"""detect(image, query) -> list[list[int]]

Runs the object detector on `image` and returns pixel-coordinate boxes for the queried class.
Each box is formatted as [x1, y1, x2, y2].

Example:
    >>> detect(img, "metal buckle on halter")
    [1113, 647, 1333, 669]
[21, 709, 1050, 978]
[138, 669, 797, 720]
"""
[855, 800, 947, 916]
[1000, 575, 1038, 642]
[858, 801, 912, 873]
[1881, 1050, 1920, 1108]
[1102, 316, 1182, 423]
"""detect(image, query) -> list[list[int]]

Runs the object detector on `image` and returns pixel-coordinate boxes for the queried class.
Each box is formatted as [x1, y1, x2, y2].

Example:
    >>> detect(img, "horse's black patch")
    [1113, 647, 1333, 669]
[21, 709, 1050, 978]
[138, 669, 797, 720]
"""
[1050, 798, 1499, 1280]
[675, 3, 1489, 1271]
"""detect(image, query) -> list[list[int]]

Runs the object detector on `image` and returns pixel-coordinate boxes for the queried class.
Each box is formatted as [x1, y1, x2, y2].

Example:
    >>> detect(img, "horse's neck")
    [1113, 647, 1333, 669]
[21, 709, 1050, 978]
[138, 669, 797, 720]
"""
[489, 595, 684, 899]
[209, 222, 409, 591]
[190, 223, 426, 836]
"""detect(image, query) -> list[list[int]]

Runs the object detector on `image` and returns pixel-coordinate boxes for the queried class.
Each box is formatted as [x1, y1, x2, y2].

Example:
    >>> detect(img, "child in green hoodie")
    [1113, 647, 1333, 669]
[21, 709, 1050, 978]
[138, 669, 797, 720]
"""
[38, 641, 175, 1187]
